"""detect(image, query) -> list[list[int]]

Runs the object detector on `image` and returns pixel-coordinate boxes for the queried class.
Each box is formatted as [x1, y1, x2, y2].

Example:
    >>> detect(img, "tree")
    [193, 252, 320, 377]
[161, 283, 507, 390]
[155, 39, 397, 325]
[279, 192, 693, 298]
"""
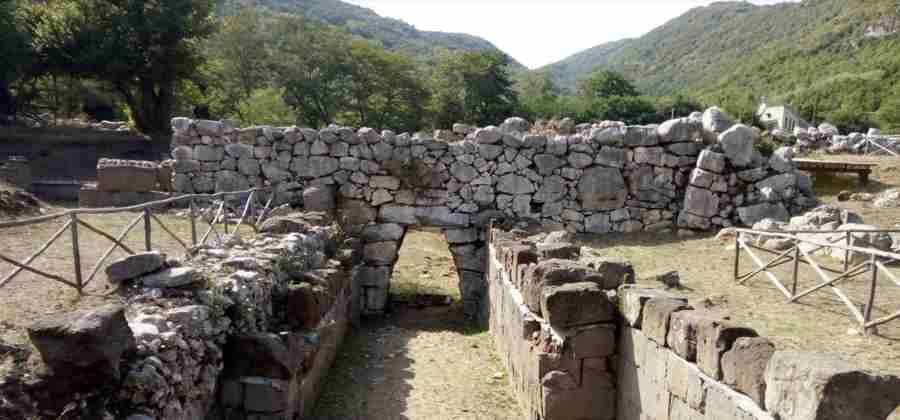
[430, 50, 519, 127]
[0, 0, 34, 117]
[515, 71, 562, 120]
[876, 85, 900, 132]
[578, 70, 639, 100]
[206, 8, 272, 123]
[33, 0, 217, 143]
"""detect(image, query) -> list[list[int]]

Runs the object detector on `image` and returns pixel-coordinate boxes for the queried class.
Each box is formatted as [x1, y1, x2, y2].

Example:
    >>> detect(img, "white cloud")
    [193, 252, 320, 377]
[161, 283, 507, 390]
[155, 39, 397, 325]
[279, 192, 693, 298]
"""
[345, 0, 800, 69]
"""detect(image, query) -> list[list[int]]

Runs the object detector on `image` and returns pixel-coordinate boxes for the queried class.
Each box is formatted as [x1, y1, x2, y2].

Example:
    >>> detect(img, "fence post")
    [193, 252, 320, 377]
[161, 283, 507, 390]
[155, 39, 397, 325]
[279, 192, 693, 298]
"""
[844, 231, 851, 272]
[733, 231, 740, 281]
[190, 199, 197, 247]
[223, 199, 230, 235]
[70, 213, 83, 294]
[791, 246, 800, 297]
[865, 254, 878, 333]
[144, 207, 152, 252]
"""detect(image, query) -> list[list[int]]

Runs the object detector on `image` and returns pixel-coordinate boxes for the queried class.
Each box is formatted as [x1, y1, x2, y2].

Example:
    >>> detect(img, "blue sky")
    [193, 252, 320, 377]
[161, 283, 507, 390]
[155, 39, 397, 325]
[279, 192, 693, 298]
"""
[346, 0, 800, 69]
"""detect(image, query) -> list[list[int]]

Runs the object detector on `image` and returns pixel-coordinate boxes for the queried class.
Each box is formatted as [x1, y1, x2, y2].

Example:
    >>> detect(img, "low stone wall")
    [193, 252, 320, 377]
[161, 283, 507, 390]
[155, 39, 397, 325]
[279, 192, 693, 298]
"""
[488, 227, 627, 419]
[8, 212, 357, 420]
[616, 287, 900, 420]
[0, 156, 32, 189]
[79, 159, 175, 207]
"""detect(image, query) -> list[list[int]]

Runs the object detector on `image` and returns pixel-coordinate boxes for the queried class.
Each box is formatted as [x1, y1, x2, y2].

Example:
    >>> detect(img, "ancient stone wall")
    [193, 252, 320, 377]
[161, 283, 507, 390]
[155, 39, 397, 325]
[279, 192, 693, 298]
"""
[10, 212, 356, 420]
[168, 110, 818, 316]
[0, 156, 32, 189]
[488, 227, 627, 419]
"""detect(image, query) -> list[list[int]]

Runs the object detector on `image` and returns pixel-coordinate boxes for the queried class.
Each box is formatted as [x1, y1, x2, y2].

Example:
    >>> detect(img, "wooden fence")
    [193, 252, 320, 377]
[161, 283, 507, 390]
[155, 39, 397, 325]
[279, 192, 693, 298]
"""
[0, 188, 276, 294]
[734, 228, 900, 333]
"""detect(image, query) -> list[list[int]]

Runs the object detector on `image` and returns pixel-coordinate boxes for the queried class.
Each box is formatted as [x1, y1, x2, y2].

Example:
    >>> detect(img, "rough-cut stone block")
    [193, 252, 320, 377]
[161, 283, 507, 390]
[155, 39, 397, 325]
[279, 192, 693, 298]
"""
[722, 337, 774, 408]
[642, 298, 692, 345]
[541, 282, 614, 329]
[765, 352, 900, 420]
[578, 167, 627, 210]
[97, 162, 159, 192]
[363, 241, 399, 265]
[141, 267, 199, 288]
[537, 242, 581, 260]
[618, 286, 686, 328]
[27, 304, 135, 382]
[670, 395, 703, 420]
[542, 371, 616, 420]
[667, 310, 714, 361]
[583, 257, 635, 288]
[569, 324, 616, 358]
[697, 319, 757, 380]
[105, 251, 166, 284]
[523, 259, 617, 314]
[504, 243, 538, 287]
[705, 382, 771, 420]
[224, 333, 301, 379]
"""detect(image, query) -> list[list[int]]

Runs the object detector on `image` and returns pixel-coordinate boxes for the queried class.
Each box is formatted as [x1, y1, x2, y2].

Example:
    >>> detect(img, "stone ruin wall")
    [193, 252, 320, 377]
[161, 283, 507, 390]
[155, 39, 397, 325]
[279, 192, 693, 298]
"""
[168, 110, 819, 318]
[487, 227, 900, 420]
[9, 214, 357, 420]
[0, 156, 32, 190]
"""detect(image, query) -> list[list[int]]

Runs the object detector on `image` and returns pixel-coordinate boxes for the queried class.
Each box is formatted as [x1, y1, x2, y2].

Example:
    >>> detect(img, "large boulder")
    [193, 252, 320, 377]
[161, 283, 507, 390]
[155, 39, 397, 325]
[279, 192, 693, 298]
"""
[765, 352, 900, 420]
[719, 124, 757, 167]
[702, 107, 735, 142]
[303, 185, 335, 212]
[737, 203, 789, 226]
[141, 267, 200, 288]
[27, 304, 135, 381]
[105, 252, 166, 284]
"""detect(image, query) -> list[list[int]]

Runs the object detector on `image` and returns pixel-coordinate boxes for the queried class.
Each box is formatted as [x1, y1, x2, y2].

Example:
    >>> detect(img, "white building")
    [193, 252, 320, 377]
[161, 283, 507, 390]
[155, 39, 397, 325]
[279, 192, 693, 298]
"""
[757, 97, 810, 132]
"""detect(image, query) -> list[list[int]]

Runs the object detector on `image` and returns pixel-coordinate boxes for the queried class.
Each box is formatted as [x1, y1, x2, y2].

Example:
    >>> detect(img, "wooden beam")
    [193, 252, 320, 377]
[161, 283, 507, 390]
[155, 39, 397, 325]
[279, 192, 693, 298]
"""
[77, 218, 135, 255]
[739, 239, 793, 299]
[150, 213, 189, 251]
[83, 212, 144, 287]
[0, 220, 72, 288]
[0, 252, 78, 289]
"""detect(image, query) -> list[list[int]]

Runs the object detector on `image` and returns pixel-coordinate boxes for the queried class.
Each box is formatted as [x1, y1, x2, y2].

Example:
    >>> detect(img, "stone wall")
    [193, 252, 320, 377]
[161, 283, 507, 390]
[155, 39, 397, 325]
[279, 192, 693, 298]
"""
[79, 158, 174, 208]
[488, 227, 629, 419]
[615, 287, 900, 420]
[9, 212, 356, 420]
[169, 110, 818, 316]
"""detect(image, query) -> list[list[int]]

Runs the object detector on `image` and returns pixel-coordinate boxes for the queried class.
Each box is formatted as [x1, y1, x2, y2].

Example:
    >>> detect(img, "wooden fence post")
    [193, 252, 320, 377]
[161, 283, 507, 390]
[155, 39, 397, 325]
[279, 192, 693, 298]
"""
[733, 232, 740, 281]
[190, 199, 197, 247]
[791, 246, 800, 297]
[844, 231, 852, 272]
[70, 213, 83, 294]
[865, 255, 878, 332]
[144, 207, 152, 251]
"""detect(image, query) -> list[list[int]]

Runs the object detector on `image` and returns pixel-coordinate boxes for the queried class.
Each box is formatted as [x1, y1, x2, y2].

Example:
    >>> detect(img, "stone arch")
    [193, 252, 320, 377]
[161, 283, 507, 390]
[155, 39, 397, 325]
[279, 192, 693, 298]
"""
[343, 201, 489, 321]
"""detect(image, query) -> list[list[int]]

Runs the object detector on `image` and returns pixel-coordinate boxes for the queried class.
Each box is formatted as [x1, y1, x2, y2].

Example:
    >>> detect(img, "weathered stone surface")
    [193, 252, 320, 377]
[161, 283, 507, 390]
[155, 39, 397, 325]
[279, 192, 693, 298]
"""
[618, 286, 686, 328]
[537, 242, 581, 260]
[362, 223, 405, 242]
[737, 203, 789, 226]
[534, 154, 566, 175]
[106, 252, 166, 284]
[27, 304, 135, 381]
[642, 298, 692, 345]
[719, 124, 757, 167]
[142, 267, 199, 288]
[569, 324, 617, 358]
[696, 318, 758, 380]
[697, 150, 727, 173]
[769, 146, 795, 173]
[658, 118, 701, 143]
[683, 186, 720, 218]
[363, 241, 399, 265]
[583, 257, 635, 288]
[497, 174, 535, 195]
[541, 282, 614, 329]
[578, 167, 627, 211]
[303, 185, 335, 212]
[97, 163, 159, 193]
[523, 259, 615, 314]
[765, 352, 900, 420]
[702, 107, 734, 139]
[340, 200, 377, 225]
[722, 337, 775, 407]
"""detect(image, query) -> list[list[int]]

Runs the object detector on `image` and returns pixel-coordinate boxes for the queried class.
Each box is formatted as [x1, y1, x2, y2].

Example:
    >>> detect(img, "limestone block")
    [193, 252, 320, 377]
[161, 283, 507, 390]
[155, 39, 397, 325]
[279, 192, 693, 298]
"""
[142, 267, 199, 288]
[541, 371, 616, 420]
[578, 167, 627, 210]
[698, 150, 727, 173]
[617, 286, 686, 328]
[105, 252, 166, 284]
[596, 146, 627, 168]
[765, 352, 900, 420]
[737, 203, 789, 226]
[722, 337, 775, 408]
[498, 174, 535, 195]
[696, 318, 758, 380]
[537, 242, 581, 260]
[362, 223, 405, 242]
[97, 161, 159, 192]
[684, 185, 720, 218]
[659, 117, 702, 143]
[541, 282, 614, 329]
[705, 383, 771, 420]
[719, 124, 757, 167]
[523, 259, 617, 314]
[340, 200, 377, 225]
[363, 241, 399, 266]
[642, 298, 692, 345]
[303, 185, 335, 212]
[478, 144, 504, 160]
[624, 125, 659, 147]
[582, 257, 635, 288]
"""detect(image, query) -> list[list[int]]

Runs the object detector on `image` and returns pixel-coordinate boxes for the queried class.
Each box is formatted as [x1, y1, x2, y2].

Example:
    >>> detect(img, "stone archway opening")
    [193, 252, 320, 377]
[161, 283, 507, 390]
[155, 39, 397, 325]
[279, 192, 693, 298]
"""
[389, 227, 459, 309]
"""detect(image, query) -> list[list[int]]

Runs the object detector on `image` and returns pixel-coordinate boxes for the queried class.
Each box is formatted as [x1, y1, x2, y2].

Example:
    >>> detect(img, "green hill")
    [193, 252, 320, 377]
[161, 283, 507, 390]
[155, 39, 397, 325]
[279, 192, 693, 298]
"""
[235, 0, 525, 69]
[541, 0, 900, 104]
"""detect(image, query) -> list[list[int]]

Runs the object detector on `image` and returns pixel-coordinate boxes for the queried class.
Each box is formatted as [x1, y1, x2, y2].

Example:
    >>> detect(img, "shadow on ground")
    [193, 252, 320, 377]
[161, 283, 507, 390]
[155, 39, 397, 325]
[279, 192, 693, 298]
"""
[312, 302, 518, 420]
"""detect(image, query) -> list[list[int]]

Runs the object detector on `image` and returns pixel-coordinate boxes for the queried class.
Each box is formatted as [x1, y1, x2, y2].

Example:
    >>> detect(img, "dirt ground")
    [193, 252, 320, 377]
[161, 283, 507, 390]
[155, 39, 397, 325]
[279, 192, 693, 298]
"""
[0, 206, 223, 352]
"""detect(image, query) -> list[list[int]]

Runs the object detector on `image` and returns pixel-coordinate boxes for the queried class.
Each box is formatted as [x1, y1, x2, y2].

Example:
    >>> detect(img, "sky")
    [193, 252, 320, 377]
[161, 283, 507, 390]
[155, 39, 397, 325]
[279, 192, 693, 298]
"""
[345, 0, 799, 69]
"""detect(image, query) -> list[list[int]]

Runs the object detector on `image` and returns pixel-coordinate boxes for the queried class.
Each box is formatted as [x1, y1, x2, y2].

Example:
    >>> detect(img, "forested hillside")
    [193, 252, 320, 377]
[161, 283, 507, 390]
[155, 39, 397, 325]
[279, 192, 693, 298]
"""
[232, 0, 525, 68]
[542, 0, 900, 131]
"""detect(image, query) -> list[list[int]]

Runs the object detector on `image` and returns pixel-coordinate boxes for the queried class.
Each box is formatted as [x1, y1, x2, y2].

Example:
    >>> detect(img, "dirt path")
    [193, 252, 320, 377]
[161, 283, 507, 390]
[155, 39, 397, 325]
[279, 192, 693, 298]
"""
[313, 228, 521, 420]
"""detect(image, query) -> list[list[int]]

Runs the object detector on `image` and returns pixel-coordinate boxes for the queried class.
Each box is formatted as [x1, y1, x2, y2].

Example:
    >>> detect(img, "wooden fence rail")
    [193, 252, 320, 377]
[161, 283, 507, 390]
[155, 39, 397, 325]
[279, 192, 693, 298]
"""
[733, 228, 900, 333]
[0, 188, 276, 294]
